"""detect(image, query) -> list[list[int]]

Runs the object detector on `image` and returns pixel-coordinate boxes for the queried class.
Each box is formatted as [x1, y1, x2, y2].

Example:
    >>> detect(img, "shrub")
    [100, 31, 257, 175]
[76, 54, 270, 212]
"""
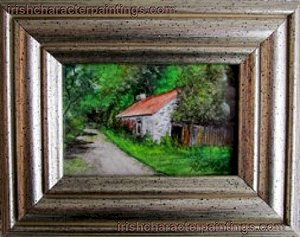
[160, 134, 173, 148]
[142, 133, 155, 146]
[190, 146, 232, 174]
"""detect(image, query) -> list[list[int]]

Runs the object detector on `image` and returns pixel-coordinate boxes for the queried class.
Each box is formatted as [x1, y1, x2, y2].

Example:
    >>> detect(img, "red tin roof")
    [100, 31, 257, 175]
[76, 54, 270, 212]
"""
[117, 89, 178, 118]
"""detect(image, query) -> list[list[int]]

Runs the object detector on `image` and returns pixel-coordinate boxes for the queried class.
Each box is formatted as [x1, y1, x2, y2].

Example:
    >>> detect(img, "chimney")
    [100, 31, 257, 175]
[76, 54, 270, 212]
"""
[136, 93, 146, 101]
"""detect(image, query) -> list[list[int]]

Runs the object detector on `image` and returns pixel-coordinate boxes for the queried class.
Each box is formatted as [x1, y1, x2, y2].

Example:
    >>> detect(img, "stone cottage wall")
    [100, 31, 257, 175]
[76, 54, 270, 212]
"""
[121, 116, 153, 136]
[152, 99, 177, 142]
[141, 116, 153, 136]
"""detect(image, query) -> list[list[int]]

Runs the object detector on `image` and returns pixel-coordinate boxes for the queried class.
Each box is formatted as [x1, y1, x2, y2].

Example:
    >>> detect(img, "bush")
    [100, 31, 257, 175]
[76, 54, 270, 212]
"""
[190, 146, 232, 174]
[160, 134, 173, 148]
[142, 133, 156, 146]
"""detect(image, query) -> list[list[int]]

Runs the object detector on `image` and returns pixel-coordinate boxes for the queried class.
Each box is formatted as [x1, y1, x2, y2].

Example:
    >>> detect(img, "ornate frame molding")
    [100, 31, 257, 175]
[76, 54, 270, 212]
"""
[1, 1, 299, 235]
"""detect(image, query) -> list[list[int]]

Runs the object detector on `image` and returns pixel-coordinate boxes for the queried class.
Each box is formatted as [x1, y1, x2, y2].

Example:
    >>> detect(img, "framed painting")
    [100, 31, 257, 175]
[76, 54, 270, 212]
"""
[1, 0, 300, 236]
[62, 63, 239, 177]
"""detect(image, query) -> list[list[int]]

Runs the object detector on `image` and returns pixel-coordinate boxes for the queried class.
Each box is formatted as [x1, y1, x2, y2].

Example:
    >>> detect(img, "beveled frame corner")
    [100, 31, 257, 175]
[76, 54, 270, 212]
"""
[1, 1, 300, 236]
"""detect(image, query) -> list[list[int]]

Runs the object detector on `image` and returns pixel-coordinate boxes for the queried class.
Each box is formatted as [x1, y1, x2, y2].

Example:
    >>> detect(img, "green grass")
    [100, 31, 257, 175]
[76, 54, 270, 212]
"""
[64, 156, 94, 176]
[102, 127, 232, 176]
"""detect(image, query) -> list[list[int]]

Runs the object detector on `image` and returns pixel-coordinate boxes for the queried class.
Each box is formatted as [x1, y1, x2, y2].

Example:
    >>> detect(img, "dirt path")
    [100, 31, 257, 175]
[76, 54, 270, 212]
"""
[66, 128, 157, 175]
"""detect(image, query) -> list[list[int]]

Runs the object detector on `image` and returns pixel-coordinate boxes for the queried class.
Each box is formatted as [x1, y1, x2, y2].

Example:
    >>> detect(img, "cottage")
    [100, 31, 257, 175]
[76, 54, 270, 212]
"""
[116, 90, 178, 142]
[117, 88, 235, 146]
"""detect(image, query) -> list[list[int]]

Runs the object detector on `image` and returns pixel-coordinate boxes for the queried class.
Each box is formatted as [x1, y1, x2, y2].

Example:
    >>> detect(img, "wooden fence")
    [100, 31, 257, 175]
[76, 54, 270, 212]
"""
[172, 123, 235, 147]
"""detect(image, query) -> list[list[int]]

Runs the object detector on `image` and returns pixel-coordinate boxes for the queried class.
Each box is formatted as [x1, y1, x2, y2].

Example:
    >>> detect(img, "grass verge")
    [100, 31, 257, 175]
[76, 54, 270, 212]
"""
[102, 127, 232, 176]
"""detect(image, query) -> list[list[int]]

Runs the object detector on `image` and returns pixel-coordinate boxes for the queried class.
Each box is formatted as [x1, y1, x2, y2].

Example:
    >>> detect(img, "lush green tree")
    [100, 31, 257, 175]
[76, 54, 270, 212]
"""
[72, 64, 139, 127]
[64, 64, 97, 116]
[173, 65, 230, 126]
[134, 65, 166, 96]
[154, 65, 183, 94]
[63, 64, 99, 141]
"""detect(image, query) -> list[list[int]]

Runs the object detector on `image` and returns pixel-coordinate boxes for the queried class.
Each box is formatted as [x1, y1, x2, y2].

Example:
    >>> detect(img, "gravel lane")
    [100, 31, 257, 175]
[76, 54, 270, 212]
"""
[66, 128, 157, 175]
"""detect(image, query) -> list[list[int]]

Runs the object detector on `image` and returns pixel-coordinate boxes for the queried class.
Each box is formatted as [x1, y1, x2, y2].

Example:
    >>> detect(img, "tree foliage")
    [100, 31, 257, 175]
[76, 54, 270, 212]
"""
[63, 64, 98, 141]
[173, 65, 230, 126]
